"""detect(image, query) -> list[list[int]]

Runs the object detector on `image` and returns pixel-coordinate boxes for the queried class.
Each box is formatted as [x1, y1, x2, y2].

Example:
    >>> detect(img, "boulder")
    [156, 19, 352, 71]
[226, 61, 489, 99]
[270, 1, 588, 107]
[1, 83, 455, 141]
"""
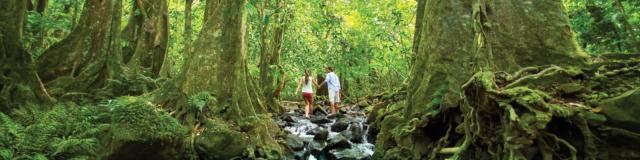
[308, 140, 326, 156]
[306, 127, 323, 135]
[598, 89, 640, 132]
[331, 118, 350, 132]
[326, 134, 352, 151]
[314, 127, 329, 142]
[314, 107, 330, 116]
[310, 116, 332, 124]
[328, 148, 372, 160]
[195, 120, 248, 159]
[327, 113, 346, 119]
[340, 130, 353, 143]
[286, 135, 305, 151]
[281, 114, 295, 123]
[349, 123, 364, 143]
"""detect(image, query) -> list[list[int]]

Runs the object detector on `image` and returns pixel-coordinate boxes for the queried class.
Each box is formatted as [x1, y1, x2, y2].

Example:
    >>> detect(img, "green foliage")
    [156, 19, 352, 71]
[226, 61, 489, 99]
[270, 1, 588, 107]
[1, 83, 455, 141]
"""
[23, 1, 79, 57]
[187, 91, 216, 112]
[109, 97, 187, 141]
[565, 0, 640, 54]
[0, 97, 186, 159]
[245, 0, 416, 100]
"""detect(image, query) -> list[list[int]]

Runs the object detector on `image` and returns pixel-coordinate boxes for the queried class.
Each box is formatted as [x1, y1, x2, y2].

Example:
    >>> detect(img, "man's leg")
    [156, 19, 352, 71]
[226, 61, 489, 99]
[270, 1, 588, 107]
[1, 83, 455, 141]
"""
[334, 90, 340, 113]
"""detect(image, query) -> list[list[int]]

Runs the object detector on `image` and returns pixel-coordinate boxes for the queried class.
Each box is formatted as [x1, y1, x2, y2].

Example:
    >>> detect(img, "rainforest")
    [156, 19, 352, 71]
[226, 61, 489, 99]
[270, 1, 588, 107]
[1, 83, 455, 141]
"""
[1, 0, 639, 159]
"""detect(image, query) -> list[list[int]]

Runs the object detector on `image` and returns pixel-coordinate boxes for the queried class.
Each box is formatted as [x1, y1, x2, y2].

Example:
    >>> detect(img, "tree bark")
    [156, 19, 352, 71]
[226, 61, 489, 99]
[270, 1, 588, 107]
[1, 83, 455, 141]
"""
[36, 0, 115, 96]
[151, 0, 283, 158]
[406, 0, 589, 117]
[123, 0, 169, 78]
[258, 0, 287, 113]
[0, 0, 53, 113]
[183, 0, 193, 57]
[36, 0, 48, 13]
[371, 0, 590, 158]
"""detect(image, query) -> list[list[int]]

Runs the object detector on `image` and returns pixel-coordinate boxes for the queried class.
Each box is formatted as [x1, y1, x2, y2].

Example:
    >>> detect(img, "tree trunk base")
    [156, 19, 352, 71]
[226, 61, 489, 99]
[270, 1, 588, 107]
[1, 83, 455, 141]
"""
[369, 56, 640, 159]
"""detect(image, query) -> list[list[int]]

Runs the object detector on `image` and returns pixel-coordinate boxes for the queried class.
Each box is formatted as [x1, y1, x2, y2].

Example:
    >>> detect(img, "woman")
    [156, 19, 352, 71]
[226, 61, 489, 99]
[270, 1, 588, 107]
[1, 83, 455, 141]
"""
[294, 68, 318, 118]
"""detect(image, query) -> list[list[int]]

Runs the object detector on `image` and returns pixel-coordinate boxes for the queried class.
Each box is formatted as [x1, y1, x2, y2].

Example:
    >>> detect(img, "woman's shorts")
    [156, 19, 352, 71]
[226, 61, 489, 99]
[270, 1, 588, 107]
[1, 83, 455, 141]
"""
[302, 92, 314, 101]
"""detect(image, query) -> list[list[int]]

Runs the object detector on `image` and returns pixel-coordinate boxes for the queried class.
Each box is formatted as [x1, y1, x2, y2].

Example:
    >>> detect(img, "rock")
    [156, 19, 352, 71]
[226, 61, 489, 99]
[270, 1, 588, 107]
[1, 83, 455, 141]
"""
[281, 114, 295, 123]
[307, 140, 326, 158]
[195, 120, 248, 159]
[331, 118, 350, 132]
[350, 123, 364, 143]
[328, 148, 372, 160]
[598, 89, 640, 132]
[310, 116, 332, 124]
[327, 113, 346, 119]
[340, 130, 353, 143]
[307, 127, 322, 135]
[275, 119, 287, 127]
[286, 135, 305, 151]
[314, 127, 329, 142]
[326, 134, 351, 151]
[314, 107, 330, 116]
[293, 151, 309, 160]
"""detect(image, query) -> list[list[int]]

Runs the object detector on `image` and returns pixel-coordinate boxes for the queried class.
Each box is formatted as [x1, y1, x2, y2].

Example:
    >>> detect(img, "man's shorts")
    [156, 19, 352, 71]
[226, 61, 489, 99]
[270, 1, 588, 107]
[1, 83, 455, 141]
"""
[328, 90, 340, 103]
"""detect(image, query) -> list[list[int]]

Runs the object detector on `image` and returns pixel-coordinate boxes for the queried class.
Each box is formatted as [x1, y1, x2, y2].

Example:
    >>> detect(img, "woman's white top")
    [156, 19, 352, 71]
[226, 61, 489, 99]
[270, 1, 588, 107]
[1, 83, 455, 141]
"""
[301, 76, 313, 93]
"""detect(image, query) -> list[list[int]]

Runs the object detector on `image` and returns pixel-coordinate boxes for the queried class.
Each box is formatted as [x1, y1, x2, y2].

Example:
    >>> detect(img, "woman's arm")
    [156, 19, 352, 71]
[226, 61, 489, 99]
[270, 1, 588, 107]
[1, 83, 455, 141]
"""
[294, 77, 302, 94]
[313, 77, 320, 88]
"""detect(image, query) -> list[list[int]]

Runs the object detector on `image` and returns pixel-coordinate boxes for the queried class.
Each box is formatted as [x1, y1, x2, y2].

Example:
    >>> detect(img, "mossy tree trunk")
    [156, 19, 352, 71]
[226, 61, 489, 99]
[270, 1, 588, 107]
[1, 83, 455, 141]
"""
[181, 0, 270, 116]
[150, 0, 282, 158]
[122, 0, 169, 78]
[0, 0, 54, 113]
[374, 0, 590, 159]
[258, 0, 287, 113]
[36, 0, 122, 97]
[406, 0, 588, 118]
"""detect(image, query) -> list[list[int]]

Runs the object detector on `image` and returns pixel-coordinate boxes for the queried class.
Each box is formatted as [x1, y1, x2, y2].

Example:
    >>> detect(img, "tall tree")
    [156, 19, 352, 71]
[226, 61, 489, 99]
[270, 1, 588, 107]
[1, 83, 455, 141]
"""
[0, 0, 54, 113]
[36, 0, 116, 96]
[152, 0, 282, 158]
[373, 0, 589, 159]
[406, 0, 588, 117]
[122, 0, 169, 78]
[258, 0, 287, 113]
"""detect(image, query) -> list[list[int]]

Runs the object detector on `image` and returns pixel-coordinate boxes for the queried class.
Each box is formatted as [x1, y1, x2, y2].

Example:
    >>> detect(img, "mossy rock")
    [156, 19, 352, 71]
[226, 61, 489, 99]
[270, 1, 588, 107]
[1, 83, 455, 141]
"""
[598, 89, 640, 132]
[195, 118, 249, 159]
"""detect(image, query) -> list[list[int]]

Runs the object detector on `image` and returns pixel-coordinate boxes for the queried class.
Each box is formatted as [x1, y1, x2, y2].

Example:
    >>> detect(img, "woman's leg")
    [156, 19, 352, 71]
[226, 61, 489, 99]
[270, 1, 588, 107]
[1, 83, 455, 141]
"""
[308, 95, 314, 116]
[304, 98, 311, 117]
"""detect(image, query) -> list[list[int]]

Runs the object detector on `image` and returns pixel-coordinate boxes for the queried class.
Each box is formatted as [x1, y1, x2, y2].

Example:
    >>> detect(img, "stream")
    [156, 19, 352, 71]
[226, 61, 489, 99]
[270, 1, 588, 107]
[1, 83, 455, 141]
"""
[276, 102, 375, 160]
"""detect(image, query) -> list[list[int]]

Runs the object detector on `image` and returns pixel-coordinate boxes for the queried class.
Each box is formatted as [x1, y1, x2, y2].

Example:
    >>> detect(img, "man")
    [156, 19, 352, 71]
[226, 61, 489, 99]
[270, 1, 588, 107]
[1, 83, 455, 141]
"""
[319, 67, 341, 114]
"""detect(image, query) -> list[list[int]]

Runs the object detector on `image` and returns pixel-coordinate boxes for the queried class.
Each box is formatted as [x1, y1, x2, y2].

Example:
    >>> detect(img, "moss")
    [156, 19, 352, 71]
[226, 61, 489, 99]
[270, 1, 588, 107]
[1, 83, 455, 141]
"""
[109, 97, 187, 141]
[195, 117, 249, 159]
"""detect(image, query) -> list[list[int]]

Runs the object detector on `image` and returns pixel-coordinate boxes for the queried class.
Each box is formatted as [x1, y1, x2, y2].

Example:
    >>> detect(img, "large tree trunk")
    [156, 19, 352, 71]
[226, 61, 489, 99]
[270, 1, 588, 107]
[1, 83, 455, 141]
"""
[151, 0, 283, 158]
[406, 0, 588, 117]
[122, 0, 169, 78]
[372, 0, 590, 159]
[36, 0, 116, 97]
[258, 0, 287, 113]
[0, 0, 54, 113]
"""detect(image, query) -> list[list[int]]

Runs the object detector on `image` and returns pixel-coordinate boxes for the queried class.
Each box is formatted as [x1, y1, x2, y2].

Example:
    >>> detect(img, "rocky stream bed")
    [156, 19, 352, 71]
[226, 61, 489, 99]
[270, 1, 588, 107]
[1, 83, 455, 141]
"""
[276, 102, 374, 160]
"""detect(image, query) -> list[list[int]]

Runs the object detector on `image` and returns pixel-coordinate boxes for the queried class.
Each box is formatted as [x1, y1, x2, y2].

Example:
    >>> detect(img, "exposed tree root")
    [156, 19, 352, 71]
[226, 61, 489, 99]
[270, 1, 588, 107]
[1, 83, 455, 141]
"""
[369, 56, 640, 159]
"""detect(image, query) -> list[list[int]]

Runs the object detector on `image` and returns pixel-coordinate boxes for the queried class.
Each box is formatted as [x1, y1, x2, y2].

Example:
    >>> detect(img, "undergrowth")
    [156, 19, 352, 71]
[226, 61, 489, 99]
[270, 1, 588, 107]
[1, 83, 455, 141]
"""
[0, 96, 186, 159]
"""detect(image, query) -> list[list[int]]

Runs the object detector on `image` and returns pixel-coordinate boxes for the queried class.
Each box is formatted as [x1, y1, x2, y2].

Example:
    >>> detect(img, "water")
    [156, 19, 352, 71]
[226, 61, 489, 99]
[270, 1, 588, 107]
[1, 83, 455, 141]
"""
[279, 107, 375, 160]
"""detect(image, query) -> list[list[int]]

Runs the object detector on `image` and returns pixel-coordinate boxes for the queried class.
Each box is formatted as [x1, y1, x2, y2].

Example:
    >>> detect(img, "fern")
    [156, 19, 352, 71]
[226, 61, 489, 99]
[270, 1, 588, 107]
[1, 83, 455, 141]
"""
[51, 137, 98, 157]
[188, 91, 217, 112]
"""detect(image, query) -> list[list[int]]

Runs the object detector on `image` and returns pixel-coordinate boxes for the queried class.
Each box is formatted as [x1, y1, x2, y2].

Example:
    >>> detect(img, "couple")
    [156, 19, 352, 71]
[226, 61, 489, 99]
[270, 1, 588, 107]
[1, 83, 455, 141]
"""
[294, 67, 341, 118]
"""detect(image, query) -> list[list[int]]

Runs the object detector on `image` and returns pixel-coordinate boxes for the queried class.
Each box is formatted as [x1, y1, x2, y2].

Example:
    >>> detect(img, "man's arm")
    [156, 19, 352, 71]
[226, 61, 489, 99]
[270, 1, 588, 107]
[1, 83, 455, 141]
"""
[319, 80, 326, 87]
